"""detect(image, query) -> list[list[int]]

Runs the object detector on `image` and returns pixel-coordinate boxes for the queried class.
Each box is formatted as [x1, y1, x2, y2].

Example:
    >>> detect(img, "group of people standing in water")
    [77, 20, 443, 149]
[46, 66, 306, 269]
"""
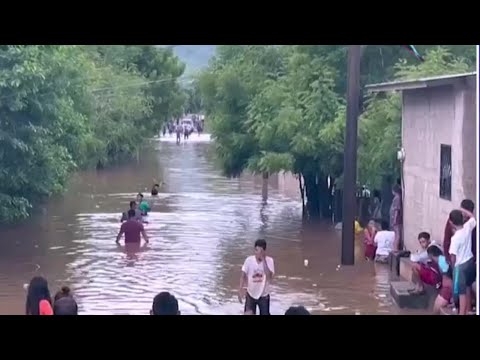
[24, 180, 313, 315]
[116, 184, 160, 245]
[162, 115, 205, 145]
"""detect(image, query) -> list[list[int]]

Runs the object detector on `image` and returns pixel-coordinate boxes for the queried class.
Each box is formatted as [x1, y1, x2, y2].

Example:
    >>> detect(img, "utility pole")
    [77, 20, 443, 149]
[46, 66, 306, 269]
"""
[341, 45, 361, 266]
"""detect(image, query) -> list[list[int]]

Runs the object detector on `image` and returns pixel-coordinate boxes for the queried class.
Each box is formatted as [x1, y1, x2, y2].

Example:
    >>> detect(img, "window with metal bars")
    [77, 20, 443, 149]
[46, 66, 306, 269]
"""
[439, 144, 452, 200]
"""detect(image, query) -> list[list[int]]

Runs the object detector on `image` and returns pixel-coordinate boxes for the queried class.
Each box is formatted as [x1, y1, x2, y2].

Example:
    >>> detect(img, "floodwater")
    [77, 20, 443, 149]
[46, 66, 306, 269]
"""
[0, 134, 425, 315]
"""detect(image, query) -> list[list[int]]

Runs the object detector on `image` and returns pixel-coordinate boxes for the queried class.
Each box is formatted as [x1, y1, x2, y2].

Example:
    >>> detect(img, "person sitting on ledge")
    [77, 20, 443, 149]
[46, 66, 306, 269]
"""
[408, 232, 442, 295]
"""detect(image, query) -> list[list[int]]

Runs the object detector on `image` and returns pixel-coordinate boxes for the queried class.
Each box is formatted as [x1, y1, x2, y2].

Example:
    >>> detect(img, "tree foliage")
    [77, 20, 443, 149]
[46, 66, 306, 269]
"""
[199, 45, 476, 216]
[0, 45, 185, 223]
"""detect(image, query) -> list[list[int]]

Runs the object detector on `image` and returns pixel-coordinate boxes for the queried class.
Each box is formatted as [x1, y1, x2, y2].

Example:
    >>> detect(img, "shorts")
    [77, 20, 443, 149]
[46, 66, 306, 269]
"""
[419, 264, 440, 286]
[453, 257, 476, 296]
[245, 293, 270, 315]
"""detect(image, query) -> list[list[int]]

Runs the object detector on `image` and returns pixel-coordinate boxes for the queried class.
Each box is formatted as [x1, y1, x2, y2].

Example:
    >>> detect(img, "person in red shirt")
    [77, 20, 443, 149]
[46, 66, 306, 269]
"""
[116, 209, 149, 244]
[443, 199, 475, 264]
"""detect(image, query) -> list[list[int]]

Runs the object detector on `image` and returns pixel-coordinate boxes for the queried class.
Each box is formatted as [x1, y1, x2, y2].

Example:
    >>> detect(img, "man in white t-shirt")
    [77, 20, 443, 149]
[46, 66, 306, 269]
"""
[448, 208, 476, 315]
[238, 239, 275, 315]
[374, 220, 395, 263]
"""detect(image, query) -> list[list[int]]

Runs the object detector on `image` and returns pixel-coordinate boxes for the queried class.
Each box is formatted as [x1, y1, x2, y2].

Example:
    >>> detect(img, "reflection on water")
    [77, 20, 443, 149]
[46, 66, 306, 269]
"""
[0, 134, 425, 315]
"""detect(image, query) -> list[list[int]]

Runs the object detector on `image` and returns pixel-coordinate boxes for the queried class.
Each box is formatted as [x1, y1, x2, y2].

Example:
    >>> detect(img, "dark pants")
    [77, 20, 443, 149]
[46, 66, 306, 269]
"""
[245, 293, 270, 315]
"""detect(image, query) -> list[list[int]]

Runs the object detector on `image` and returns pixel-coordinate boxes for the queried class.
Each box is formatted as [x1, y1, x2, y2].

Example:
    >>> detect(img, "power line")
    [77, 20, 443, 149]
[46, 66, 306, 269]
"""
[0, 74, 195, 103]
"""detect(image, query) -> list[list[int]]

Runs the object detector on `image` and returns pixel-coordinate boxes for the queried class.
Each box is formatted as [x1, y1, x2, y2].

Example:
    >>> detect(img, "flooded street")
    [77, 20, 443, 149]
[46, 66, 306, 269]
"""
[0, 135, 424, 315]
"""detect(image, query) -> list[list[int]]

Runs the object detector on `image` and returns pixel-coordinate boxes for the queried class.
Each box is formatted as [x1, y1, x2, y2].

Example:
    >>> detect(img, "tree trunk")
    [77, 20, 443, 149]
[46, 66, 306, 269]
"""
[299, 175, 306, 218]
[318, 174, 332, 220]
[304, 172, 320, 218]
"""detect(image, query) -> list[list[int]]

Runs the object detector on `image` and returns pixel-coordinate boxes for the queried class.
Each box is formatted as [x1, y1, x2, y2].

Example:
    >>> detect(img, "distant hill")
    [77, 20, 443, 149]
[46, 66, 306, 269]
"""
[165, 45, 216, 75]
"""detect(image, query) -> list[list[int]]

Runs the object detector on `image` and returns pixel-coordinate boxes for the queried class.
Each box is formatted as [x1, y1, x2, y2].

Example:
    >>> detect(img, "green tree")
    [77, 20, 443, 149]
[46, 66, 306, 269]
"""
[0, 45, 186, 223]
[199, 45, 475, 219]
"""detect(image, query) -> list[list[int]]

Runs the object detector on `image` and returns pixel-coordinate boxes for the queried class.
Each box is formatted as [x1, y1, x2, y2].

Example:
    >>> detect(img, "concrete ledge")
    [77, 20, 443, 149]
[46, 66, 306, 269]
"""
[390, 281, 438, 310]
[390, 281, 429, 309]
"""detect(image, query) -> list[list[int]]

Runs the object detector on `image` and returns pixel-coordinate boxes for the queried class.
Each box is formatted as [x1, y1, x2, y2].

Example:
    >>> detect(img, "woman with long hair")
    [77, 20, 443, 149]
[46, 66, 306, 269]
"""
[25, 276, 53, 315]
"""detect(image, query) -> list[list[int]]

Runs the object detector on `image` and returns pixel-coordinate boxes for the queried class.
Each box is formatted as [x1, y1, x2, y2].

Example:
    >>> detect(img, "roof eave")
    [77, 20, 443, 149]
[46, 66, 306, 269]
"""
[366, 72, 477, 94]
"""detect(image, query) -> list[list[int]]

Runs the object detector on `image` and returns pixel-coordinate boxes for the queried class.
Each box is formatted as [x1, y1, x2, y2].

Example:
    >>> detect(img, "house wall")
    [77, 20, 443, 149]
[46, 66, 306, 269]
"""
[401, 78, 477, 252]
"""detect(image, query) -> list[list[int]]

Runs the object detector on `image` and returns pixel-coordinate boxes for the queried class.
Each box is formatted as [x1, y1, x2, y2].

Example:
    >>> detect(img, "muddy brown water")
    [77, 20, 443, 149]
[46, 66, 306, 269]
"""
[0, 135, 427, 315]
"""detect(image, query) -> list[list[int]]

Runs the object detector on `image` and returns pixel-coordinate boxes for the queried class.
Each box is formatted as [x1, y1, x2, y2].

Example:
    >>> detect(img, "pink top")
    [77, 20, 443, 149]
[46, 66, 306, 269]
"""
[39, 300, 53, 315]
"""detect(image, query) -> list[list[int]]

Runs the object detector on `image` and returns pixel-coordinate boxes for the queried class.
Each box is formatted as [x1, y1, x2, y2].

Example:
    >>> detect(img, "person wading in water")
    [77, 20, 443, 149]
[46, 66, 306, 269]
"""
[120, 201, 142, 222]
[238, 239, 275, 315]
[116, 209, 149, 245]
[175, 123, 183, 145]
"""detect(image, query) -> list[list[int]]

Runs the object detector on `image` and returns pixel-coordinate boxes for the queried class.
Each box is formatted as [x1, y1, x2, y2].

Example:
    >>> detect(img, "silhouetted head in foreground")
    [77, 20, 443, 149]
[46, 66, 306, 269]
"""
[151, 292, 180, 315]
[53, 286, 78, 315]
[26, 276, 52, 315]
[284, 306, 311, 315]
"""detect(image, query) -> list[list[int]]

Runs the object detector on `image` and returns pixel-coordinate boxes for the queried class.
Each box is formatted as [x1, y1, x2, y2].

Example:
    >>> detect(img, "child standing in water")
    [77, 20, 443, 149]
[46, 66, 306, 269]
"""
[364, 219, 377, 261]
[136, 193, 151, 216]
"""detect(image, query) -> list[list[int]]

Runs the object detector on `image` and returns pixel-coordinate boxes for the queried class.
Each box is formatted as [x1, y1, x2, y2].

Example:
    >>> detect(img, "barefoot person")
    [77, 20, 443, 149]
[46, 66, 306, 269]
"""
[449, 207, 476, 315]
[116, 209, 149, 245]
[238, 239, 275, 315]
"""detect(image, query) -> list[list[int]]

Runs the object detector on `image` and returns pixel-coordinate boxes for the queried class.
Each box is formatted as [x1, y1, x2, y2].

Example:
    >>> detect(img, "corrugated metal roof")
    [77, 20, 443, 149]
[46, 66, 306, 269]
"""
[366, 72, 477, 93]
